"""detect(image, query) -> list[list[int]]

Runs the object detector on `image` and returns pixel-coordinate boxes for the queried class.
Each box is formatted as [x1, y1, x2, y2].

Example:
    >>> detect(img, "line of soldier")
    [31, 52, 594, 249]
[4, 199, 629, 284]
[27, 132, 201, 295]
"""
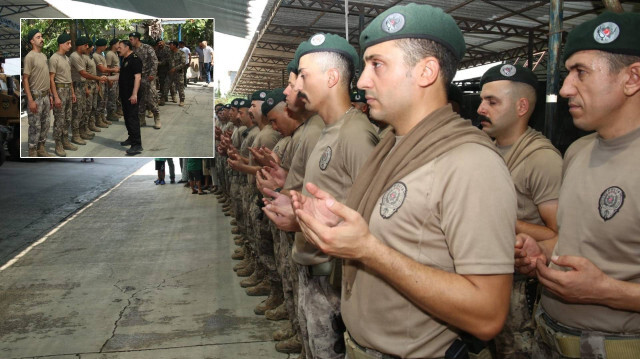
[213, 6, 640, 359]
[23, 29, 190, 157]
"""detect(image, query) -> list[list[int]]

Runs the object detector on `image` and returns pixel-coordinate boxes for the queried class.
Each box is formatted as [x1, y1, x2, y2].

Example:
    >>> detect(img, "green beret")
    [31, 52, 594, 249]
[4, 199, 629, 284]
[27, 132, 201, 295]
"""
[359, 3, 465, 60]
[480, 64, 538, 90]
[109, 38, 119, 46]
[251, 89, 269, 101]
[129, 32, 141, 39]
[95, 38, 107, 46]
[147, 38, 157, 46]
[287, 59, 298, 75]
[224, 104, 231, 109]
[88, 40, 94, 47]
[294, 33, 359, 75]
[563, 11, 640, 61]
[262, 88, 286, 116]
[57, 32, 71, 44]
[27, 28, 41, 41]
[350, 89, 366, 103]
[231, 98, 249, 109]
[76, 36, 89, 46]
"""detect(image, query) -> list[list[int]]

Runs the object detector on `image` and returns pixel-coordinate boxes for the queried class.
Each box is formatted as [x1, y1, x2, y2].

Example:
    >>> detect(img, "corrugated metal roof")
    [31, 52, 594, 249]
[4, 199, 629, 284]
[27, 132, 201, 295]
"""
[231, 0, 640, 95]
[1, 0, 66, 57]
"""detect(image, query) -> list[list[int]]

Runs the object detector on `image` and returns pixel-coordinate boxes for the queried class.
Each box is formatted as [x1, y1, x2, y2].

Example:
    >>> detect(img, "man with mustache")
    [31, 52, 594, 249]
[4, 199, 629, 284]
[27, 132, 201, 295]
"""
[515, 11, 640, 358]
[23, 28, 54, 157]
[477, 63, 562, 358]
[291, 4, 516, 358]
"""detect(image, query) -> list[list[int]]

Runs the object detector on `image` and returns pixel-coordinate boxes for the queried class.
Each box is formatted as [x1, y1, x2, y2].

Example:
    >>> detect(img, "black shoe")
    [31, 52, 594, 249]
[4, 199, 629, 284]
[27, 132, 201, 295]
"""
[177, 179, 187, 184]
[120, 139, 132, 146]
[170, 179, 176, 184]
[126, 145, 143, 155]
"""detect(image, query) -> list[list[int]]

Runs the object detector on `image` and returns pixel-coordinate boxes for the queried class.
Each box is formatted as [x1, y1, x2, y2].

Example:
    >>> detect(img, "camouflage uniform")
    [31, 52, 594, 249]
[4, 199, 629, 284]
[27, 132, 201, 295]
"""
[105, 50, 120, 120]
[70, 51, 87, 134]
[83, 53, 98, 131]
[134, 42, 159, 116]
[155, 45, 172, 101]
[163, 49, 186, 101]
[27, 95, 51, 150]
[23, 50, 51, 151]
[49, 52, 74, 145]
[93, 52, 108, 124]
[52, 86, 72, 142]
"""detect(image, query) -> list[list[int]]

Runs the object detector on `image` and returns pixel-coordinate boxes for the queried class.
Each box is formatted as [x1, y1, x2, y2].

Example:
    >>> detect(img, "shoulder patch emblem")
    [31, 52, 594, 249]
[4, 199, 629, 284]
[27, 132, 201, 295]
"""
[594, 22, 619, 44]
[319, 146, 332, 171]
[598, 186, 625, 221]
[382, 13, 405, 34]
[380, 182, 407, 219]
[500, 64, 516, 77]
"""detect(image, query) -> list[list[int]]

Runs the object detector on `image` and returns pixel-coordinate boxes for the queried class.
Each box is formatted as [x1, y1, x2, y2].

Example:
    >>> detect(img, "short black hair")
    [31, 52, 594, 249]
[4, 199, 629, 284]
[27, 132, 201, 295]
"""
[119, 39, 133, 51]
[179, 41, 186, 46]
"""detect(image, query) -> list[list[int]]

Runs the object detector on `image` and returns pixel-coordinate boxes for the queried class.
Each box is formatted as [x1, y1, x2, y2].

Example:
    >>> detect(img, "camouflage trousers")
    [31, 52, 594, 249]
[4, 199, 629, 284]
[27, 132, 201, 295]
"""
[163, 71, 185, 101]
[275, 228, 301, 337]
[138, 79, 159, 116]
[230, 177, 245, 235]
[107, 81, 118, 119]
[298, 266, 344, 359]
[85, 82, 96, 126]
[249, 193, 279, 282]
[27, 93, 51, 148]
[52, 86, 72, 140]
[72, 83, 86, 131]
[494, 278, 536, 359]
[92, 82, 107, 122]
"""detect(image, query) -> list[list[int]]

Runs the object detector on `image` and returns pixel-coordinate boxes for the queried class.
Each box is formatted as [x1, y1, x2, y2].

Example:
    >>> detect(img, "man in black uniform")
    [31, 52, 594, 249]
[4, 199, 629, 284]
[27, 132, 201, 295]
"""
[109, 40, 143, 155]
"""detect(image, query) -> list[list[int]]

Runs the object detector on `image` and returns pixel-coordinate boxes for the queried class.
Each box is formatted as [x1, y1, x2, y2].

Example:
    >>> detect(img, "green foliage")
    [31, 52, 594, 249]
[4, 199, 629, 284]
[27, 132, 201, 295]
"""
[21, 19, 138, 57]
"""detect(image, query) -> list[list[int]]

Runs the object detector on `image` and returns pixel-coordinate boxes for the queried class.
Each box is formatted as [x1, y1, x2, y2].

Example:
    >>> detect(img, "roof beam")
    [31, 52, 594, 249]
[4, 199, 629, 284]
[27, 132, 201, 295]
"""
[460, 39, 548, 69]
[0, 4, 50, 17]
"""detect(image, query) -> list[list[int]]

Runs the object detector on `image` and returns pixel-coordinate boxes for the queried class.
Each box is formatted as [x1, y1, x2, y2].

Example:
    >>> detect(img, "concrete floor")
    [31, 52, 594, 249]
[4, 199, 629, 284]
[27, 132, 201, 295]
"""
[20, 83, 214, 158]
[0, 161, 290, 359]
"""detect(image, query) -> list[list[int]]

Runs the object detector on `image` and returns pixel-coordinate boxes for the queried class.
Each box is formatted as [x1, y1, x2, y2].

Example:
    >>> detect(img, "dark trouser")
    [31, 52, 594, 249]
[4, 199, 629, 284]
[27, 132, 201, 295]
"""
[204, 62, 211, 83]
[167, 158, 175, 180]
[121, 96, 141, 146]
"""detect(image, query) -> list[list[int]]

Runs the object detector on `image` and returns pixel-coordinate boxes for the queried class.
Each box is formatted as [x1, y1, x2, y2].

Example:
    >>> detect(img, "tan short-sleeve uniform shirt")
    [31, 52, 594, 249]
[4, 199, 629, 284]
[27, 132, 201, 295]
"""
[342, 143, 517, 358]
[69, 52, 86, 83]
[292, 109, 379, 265]
[48, 52, 72, 84]
[106, 51, 120, 69]
[541, 128, 640, 334]
[497, 145, 562, 224]
[283, 114, 324, 192]
[23, 51, 50, 92]
[93, 53, 107, 76]
[83, 54, 97, 77]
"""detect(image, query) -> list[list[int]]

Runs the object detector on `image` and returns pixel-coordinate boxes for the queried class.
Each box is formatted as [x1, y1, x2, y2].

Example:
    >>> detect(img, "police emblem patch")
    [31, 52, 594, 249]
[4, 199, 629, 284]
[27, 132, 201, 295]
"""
[500, 64, 516, 77]
[260, 91, 267, 99]
[233, 100, 238, 106]
[355, 94, 361, 101]
[380, 182, 407, 219]
[382, 13, 405, 34]
[319, 146, 332, 171]
[267, 98, 274, 106]
[598, 186, 625, 221]
[310, 34, 326, 46]
[594, 22, 619, 44]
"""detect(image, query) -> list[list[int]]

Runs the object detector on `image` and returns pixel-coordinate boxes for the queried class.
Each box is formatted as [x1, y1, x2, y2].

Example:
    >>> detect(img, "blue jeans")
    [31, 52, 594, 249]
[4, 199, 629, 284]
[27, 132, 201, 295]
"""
[204, 62, 211, 83]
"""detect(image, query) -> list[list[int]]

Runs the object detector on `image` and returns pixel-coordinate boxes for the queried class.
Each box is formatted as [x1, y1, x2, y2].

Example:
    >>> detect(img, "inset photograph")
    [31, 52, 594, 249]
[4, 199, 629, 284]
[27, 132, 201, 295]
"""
[20, 18, 214, 157]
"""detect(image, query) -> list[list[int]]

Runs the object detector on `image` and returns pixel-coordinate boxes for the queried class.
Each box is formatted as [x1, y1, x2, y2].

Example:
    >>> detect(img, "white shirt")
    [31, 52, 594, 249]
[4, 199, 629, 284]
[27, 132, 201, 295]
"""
[180, 47, 190, 64]
[203, 46, 213, 63]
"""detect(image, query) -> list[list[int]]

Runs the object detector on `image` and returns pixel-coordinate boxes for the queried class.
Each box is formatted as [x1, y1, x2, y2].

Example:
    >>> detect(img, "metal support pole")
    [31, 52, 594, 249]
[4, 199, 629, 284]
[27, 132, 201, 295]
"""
[178, 24, 182, 41]
[545, 0, 563, 145]
[602, 0, 624, 13]
[345, 0, 349, 39]
[528, 30, 534, 69]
